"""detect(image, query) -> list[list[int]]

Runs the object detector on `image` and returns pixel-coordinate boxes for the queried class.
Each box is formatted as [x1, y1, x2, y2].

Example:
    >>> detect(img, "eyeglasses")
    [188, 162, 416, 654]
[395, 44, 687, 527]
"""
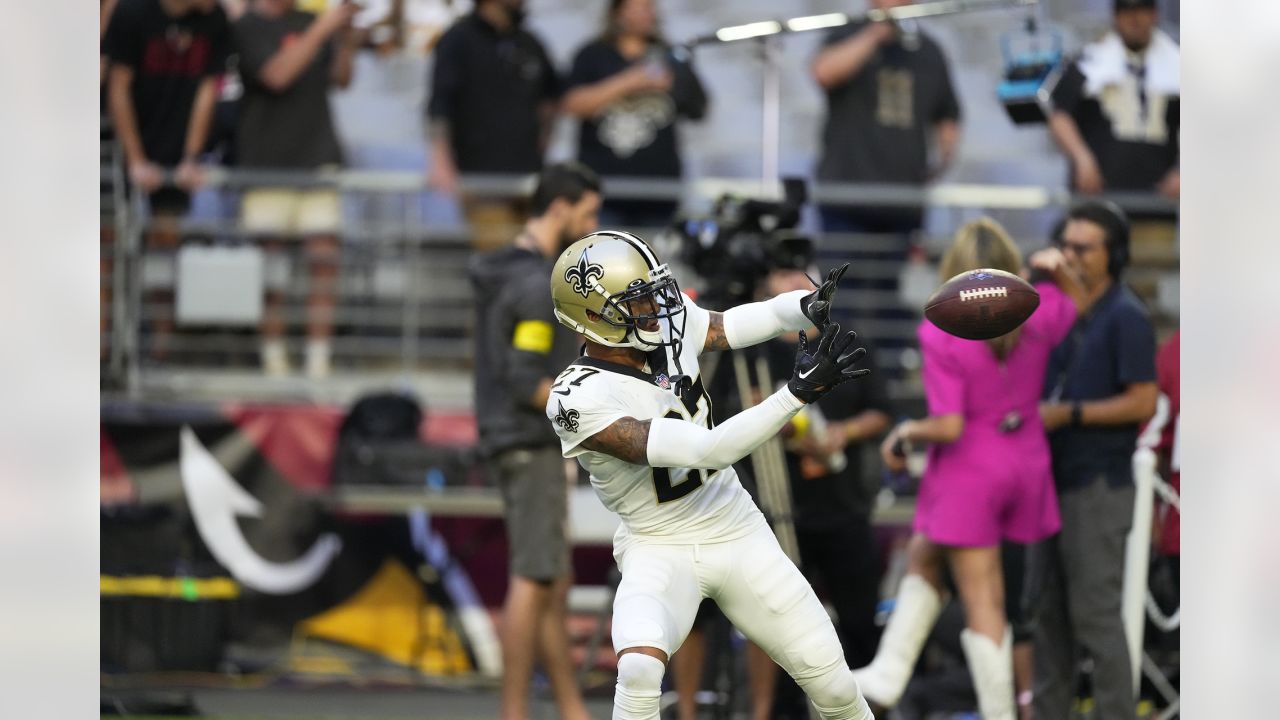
[1057, 240, 1100, 256]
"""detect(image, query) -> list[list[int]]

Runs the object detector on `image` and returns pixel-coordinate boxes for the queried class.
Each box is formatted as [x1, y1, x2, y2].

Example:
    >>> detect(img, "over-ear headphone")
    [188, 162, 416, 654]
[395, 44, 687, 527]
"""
[1060, 200, 1131, 278]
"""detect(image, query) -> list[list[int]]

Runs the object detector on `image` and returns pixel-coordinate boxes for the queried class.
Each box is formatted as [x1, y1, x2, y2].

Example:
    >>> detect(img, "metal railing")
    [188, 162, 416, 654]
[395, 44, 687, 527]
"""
[100, 166, 1177, 405]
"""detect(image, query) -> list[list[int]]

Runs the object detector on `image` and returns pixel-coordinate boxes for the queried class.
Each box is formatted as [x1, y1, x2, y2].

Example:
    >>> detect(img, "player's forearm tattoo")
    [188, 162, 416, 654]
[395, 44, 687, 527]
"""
[702, 312, 732, 353]
[582, 417, 652, 464]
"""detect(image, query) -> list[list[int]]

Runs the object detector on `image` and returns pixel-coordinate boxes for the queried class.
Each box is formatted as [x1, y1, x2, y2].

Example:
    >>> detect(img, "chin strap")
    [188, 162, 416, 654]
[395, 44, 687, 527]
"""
[645, 338, 689, 397]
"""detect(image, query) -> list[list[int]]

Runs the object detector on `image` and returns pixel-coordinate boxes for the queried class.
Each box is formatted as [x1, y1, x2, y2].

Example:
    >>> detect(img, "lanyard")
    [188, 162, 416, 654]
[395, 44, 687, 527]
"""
[1047, 318, 1088, 404]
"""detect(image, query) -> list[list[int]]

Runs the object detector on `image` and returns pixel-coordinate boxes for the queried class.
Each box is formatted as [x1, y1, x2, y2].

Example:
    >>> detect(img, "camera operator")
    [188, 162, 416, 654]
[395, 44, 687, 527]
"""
[758, 257, 895, 718]
[670, 231, 893, 720]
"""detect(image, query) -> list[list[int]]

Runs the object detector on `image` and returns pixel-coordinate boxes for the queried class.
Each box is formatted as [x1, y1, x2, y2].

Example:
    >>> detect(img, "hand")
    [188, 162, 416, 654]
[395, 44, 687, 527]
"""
[865, 20, 896, 45]
[128, 159, 165, 193]
[173, 159, 204, 191]
[427, 155, 459, 195]
[800, 263, 848, 329]
[342, 25, 370, 48]
[1028, 247, 1068, 275]
[1039, 402, 1071, 431]
[1157, 167, 1180, 199]
[622, 63, 673, 94]
[879, 422, 908, 473]
[1072, 152, 1104, 194]
[790, 428, 845, 459]
[787, 322, 870, 404]
[821, 426, 849, 456]
[318, 1, 360, 35]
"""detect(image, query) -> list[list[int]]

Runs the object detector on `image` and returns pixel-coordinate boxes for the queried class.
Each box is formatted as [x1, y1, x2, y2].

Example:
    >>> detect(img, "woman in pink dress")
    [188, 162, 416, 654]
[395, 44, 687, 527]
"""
[852, 218, 1084, 719]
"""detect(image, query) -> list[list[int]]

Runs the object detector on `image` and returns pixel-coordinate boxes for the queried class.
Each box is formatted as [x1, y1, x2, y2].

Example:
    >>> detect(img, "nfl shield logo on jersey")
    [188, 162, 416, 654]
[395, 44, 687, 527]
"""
[655, 373, 671, 390]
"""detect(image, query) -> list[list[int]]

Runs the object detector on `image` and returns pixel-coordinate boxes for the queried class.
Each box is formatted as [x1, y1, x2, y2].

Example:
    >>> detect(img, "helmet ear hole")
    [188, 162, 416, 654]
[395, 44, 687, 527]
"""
[586, 310, 602, 322]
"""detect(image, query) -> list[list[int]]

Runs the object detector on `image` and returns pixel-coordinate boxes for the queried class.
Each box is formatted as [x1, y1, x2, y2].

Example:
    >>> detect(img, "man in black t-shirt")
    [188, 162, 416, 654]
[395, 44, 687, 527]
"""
[811, 1, 961, 234]
[103, 0, 229, 359]
[810, 2, 961, 359]
[232, 0, 361, 377]
[104, 0, 229, 214]
[672, 266, 893, 720]
[563, 0, 708, 229]
[1049, 0, 1179, 200]
[426, 0, 561, 250]
[762, 269, 894, 718]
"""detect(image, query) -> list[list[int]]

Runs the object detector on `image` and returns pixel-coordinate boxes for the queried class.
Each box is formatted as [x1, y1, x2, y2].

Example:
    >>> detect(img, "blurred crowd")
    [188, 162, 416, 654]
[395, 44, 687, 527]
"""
[100, 0, 1179, 377]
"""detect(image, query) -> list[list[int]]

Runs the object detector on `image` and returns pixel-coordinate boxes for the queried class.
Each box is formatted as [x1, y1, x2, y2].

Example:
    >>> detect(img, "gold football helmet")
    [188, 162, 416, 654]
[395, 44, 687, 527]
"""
[550, 230, 687, 351]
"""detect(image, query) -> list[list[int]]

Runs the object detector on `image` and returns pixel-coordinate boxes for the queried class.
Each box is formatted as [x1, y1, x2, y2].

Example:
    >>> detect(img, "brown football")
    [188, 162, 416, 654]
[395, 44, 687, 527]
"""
[924, 268, 1040, 340]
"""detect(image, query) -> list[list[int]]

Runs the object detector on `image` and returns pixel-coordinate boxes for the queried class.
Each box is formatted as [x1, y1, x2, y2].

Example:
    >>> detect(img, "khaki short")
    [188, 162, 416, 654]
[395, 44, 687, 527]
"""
[493, 445, 571, 582]
[241, 188, 342, 235]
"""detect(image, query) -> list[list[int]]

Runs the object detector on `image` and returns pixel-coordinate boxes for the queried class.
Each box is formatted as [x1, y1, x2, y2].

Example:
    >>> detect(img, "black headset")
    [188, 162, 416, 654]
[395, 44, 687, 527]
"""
[1056, 199, 1131, 278]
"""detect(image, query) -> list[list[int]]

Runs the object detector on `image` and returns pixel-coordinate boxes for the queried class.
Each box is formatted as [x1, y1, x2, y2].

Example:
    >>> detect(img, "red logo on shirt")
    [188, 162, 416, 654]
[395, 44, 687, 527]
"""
[142, 33, 212, 77]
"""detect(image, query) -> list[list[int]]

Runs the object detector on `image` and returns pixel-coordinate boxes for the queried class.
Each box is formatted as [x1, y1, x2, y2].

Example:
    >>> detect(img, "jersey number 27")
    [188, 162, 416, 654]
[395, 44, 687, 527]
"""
[653, 385, 716, 503]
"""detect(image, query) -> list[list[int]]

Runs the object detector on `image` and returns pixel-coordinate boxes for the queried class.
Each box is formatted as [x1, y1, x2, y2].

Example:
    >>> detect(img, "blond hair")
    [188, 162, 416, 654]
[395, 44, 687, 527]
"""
[938, 218, 1025, 359]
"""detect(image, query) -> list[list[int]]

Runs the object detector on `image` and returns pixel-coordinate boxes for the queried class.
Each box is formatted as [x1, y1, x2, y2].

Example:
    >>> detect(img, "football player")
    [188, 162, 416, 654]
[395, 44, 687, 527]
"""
[546, 230, 875, 720]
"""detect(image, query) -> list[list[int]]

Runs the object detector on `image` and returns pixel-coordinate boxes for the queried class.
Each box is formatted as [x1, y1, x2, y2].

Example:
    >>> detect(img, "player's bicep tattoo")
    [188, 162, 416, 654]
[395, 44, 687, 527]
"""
[703, 311, 732, 353]
[582, 416, 652, 464]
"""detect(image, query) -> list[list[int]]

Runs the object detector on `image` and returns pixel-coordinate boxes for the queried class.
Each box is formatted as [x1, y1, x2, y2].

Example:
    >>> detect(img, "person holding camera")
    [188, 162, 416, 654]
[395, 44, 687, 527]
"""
[562, 0, 708, 229]
[854, 218, 1086, 720]
[670, 259, 894, 720]
[762, 263, 898, 718]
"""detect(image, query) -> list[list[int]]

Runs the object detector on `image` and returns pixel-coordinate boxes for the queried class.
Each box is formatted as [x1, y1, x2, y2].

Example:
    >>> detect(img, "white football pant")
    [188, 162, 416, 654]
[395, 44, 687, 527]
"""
[610, 523, 874, 720]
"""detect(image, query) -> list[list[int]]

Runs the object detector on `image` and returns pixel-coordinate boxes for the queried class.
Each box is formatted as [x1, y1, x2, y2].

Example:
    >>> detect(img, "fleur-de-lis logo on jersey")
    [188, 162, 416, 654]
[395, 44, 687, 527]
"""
[564, 251, 604, 299]
[554, 401, 581, 433]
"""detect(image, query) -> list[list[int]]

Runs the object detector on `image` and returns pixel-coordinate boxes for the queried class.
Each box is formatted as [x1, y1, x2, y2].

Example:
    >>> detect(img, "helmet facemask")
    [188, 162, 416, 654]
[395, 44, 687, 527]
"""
[596, 264, 687, 352]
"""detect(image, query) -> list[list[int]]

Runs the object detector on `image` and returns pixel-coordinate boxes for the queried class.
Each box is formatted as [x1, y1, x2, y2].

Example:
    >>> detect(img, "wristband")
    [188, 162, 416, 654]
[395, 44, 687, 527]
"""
[1070, 401, 1083, 427]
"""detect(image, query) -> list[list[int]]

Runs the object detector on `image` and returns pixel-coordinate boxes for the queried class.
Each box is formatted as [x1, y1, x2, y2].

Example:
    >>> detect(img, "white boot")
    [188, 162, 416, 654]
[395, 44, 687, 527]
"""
[851, 574, 943, 707]
[305, 339, 331, 379]
[959, 626, 1015, 720]
[261, 338, 291, 377]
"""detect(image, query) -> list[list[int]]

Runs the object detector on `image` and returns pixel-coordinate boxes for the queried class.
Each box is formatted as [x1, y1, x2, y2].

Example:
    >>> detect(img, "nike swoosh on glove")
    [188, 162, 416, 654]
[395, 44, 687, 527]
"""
[799, 262, 849, 329]
[787, 322, 870, 404]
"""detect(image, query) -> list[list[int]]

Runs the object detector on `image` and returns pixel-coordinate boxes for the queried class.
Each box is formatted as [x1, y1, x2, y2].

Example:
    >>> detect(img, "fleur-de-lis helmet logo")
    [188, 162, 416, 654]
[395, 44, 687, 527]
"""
[564, 250, 605, 299]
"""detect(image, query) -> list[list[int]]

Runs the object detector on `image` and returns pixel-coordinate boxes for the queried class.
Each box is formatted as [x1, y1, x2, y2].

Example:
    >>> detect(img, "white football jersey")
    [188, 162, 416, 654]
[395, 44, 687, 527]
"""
[546, 299, 765, 548]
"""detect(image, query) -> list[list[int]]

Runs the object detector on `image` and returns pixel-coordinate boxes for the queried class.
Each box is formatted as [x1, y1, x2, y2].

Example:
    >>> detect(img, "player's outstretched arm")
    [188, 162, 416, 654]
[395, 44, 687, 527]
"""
[582, 386, 806, 471]
[585, 323, 870, 471]
[703, 263, 849, 352]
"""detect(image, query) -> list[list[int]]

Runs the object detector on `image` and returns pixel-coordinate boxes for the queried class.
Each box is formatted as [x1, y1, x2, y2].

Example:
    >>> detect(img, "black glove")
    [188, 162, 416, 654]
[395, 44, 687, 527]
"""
[787, 322, 870, 404]
[800, 263, 849, 329]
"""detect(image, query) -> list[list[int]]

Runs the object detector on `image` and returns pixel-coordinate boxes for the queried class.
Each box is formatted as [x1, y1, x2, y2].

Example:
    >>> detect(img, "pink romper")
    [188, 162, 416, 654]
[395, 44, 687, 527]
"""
[912, 283, 1077, 547]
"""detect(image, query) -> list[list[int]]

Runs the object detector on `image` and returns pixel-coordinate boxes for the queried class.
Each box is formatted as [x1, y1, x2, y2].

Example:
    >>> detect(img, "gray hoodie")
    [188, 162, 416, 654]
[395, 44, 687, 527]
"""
[470, 245, 581, 457]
